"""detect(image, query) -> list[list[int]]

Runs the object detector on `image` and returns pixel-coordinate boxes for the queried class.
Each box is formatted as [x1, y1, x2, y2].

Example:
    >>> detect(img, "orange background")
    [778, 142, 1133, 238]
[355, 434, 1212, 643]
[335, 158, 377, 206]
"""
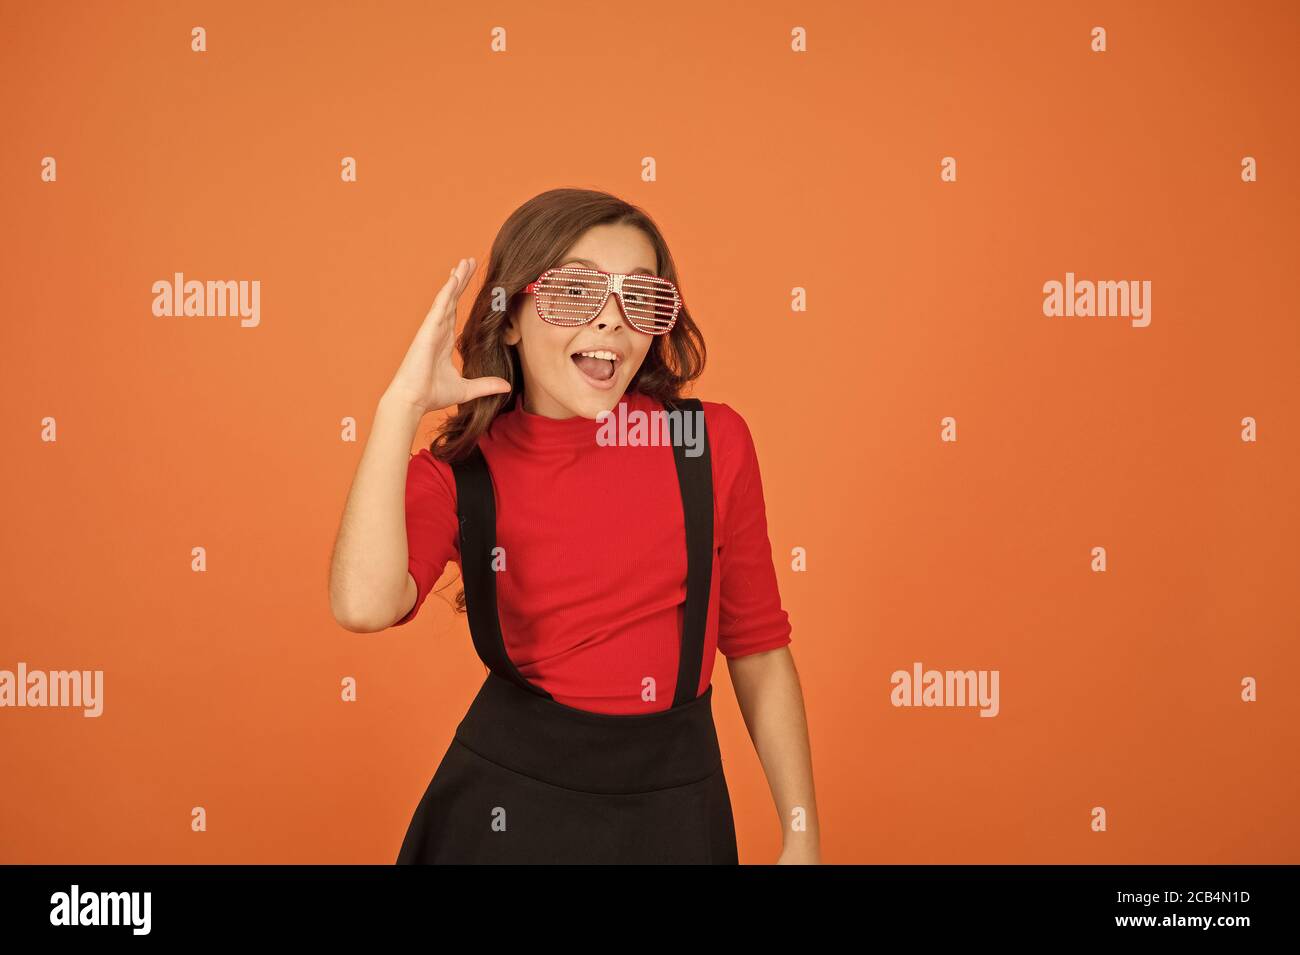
[2, 0, 1297, 864]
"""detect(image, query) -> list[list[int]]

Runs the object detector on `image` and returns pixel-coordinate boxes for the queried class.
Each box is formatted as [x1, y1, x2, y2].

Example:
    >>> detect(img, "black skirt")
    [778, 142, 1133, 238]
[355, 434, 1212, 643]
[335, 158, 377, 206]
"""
[395, 671, 739, 865]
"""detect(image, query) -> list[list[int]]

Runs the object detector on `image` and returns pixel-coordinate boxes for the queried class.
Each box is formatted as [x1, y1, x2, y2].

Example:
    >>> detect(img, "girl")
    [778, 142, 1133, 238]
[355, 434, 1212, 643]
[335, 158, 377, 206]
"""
[329, 188, 820, 864]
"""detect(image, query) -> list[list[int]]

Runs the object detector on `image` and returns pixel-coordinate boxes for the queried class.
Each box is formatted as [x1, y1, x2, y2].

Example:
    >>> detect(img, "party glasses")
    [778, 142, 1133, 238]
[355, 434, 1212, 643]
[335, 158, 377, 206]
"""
[523, 266, 682, 335]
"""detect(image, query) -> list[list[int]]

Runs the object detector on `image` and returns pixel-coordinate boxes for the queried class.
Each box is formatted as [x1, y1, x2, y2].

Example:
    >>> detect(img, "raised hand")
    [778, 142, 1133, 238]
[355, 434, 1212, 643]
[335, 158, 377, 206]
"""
[386, 257, 513, 413]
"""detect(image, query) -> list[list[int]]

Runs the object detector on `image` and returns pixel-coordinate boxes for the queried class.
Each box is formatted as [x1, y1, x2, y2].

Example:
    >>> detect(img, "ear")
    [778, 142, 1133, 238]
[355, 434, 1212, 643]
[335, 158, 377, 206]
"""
[502, 302, 522, 347]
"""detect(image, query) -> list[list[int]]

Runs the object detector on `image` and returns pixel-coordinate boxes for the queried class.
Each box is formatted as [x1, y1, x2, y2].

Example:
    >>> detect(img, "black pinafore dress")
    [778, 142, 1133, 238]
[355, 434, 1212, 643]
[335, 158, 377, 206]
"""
[395, 397, 739, 864]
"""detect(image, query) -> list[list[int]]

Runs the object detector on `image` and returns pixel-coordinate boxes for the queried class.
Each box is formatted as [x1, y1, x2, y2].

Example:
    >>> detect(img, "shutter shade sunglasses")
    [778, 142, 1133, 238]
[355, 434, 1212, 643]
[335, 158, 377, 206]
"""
[523, 266, 683, 335]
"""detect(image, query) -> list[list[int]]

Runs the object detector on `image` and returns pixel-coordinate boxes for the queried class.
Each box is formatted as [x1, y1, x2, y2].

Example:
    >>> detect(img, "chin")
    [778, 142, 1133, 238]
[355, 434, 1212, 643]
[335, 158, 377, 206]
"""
[572, 389, 627, 418]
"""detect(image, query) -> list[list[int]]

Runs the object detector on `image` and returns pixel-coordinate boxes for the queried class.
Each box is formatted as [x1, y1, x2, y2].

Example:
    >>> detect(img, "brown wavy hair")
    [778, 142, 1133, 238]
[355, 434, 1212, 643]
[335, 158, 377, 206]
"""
[428, 187, 707, 612]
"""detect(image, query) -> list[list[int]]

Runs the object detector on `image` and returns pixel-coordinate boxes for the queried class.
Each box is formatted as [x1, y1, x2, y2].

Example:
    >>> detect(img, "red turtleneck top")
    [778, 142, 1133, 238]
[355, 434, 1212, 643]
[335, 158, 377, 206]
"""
[393, 387, 792, 714]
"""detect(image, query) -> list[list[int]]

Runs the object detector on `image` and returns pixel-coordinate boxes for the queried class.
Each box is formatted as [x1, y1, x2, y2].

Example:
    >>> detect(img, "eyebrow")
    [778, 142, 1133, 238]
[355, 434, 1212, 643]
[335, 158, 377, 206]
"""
[562, 257, 657, 276]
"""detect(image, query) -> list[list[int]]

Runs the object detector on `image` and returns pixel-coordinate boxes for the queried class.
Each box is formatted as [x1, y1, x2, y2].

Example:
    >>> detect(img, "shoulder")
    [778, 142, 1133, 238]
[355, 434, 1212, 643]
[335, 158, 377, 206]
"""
[691, 399, 766, 499]
[696, 399, 757, 459]
[687, 400, 773, 539]
[406, 447, 459, 504]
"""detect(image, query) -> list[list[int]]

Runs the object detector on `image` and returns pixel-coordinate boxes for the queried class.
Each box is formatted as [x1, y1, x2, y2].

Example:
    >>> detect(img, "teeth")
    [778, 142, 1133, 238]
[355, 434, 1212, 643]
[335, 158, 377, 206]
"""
[575, 350, 618, 362]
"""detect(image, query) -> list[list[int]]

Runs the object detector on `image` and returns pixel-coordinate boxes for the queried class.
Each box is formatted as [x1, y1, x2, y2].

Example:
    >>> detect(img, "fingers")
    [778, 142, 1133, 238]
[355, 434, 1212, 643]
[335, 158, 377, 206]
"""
[448, 257, 477, 295]
[423, 257, 478, 329]
[423, 268, 457, 325]
[445, 257, 478, 306]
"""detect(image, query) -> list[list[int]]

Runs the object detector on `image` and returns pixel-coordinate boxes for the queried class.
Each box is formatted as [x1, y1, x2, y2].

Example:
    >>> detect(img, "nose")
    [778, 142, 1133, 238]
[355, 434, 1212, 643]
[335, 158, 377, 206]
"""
[592, 292, 626, 331]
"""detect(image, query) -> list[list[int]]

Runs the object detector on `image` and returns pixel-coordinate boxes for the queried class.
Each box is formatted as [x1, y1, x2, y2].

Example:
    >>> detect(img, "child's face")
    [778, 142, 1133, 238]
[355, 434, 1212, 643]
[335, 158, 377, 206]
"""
[505, 223, 659, 420]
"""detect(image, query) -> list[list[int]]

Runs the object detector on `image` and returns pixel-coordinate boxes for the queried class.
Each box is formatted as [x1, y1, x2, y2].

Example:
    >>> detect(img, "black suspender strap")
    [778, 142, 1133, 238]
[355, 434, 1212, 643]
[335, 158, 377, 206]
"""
[666, 397, 714, 708]
[451, 444, 553, 700]
[450, 394, 714, 710]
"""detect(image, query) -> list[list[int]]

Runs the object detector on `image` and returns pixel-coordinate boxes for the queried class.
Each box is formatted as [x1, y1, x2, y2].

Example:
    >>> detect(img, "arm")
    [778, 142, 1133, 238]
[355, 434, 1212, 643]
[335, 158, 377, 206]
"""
[327, 256, 510, 632]
[711, 403, 818, 862]
[728, 645, 821, 864]
[328, 392, 428, 631]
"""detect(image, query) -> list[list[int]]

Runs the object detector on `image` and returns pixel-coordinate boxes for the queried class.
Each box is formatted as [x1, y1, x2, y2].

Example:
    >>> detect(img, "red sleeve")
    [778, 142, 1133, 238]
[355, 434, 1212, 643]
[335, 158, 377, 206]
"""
[390, 448, 460, 627]
[714, 404, 793, 658]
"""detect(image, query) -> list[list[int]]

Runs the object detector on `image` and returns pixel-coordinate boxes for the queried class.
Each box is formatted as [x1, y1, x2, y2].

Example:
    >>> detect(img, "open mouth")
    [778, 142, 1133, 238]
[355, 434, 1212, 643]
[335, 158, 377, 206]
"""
[570, 349, 620, 384]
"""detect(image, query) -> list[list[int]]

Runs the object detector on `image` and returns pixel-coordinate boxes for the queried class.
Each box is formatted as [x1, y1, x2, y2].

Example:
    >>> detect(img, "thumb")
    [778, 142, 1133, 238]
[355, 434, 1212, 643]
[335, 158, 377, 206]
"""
[459, 377, 513, 402]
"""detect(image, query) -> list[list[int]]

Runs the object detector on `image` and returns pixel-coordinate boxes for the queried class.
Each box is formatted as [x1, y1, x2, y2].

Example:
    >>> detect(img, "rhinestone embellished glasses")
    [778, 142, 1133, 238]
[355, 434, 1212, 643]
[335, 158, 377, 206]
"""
[523, 266, 682, 336]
